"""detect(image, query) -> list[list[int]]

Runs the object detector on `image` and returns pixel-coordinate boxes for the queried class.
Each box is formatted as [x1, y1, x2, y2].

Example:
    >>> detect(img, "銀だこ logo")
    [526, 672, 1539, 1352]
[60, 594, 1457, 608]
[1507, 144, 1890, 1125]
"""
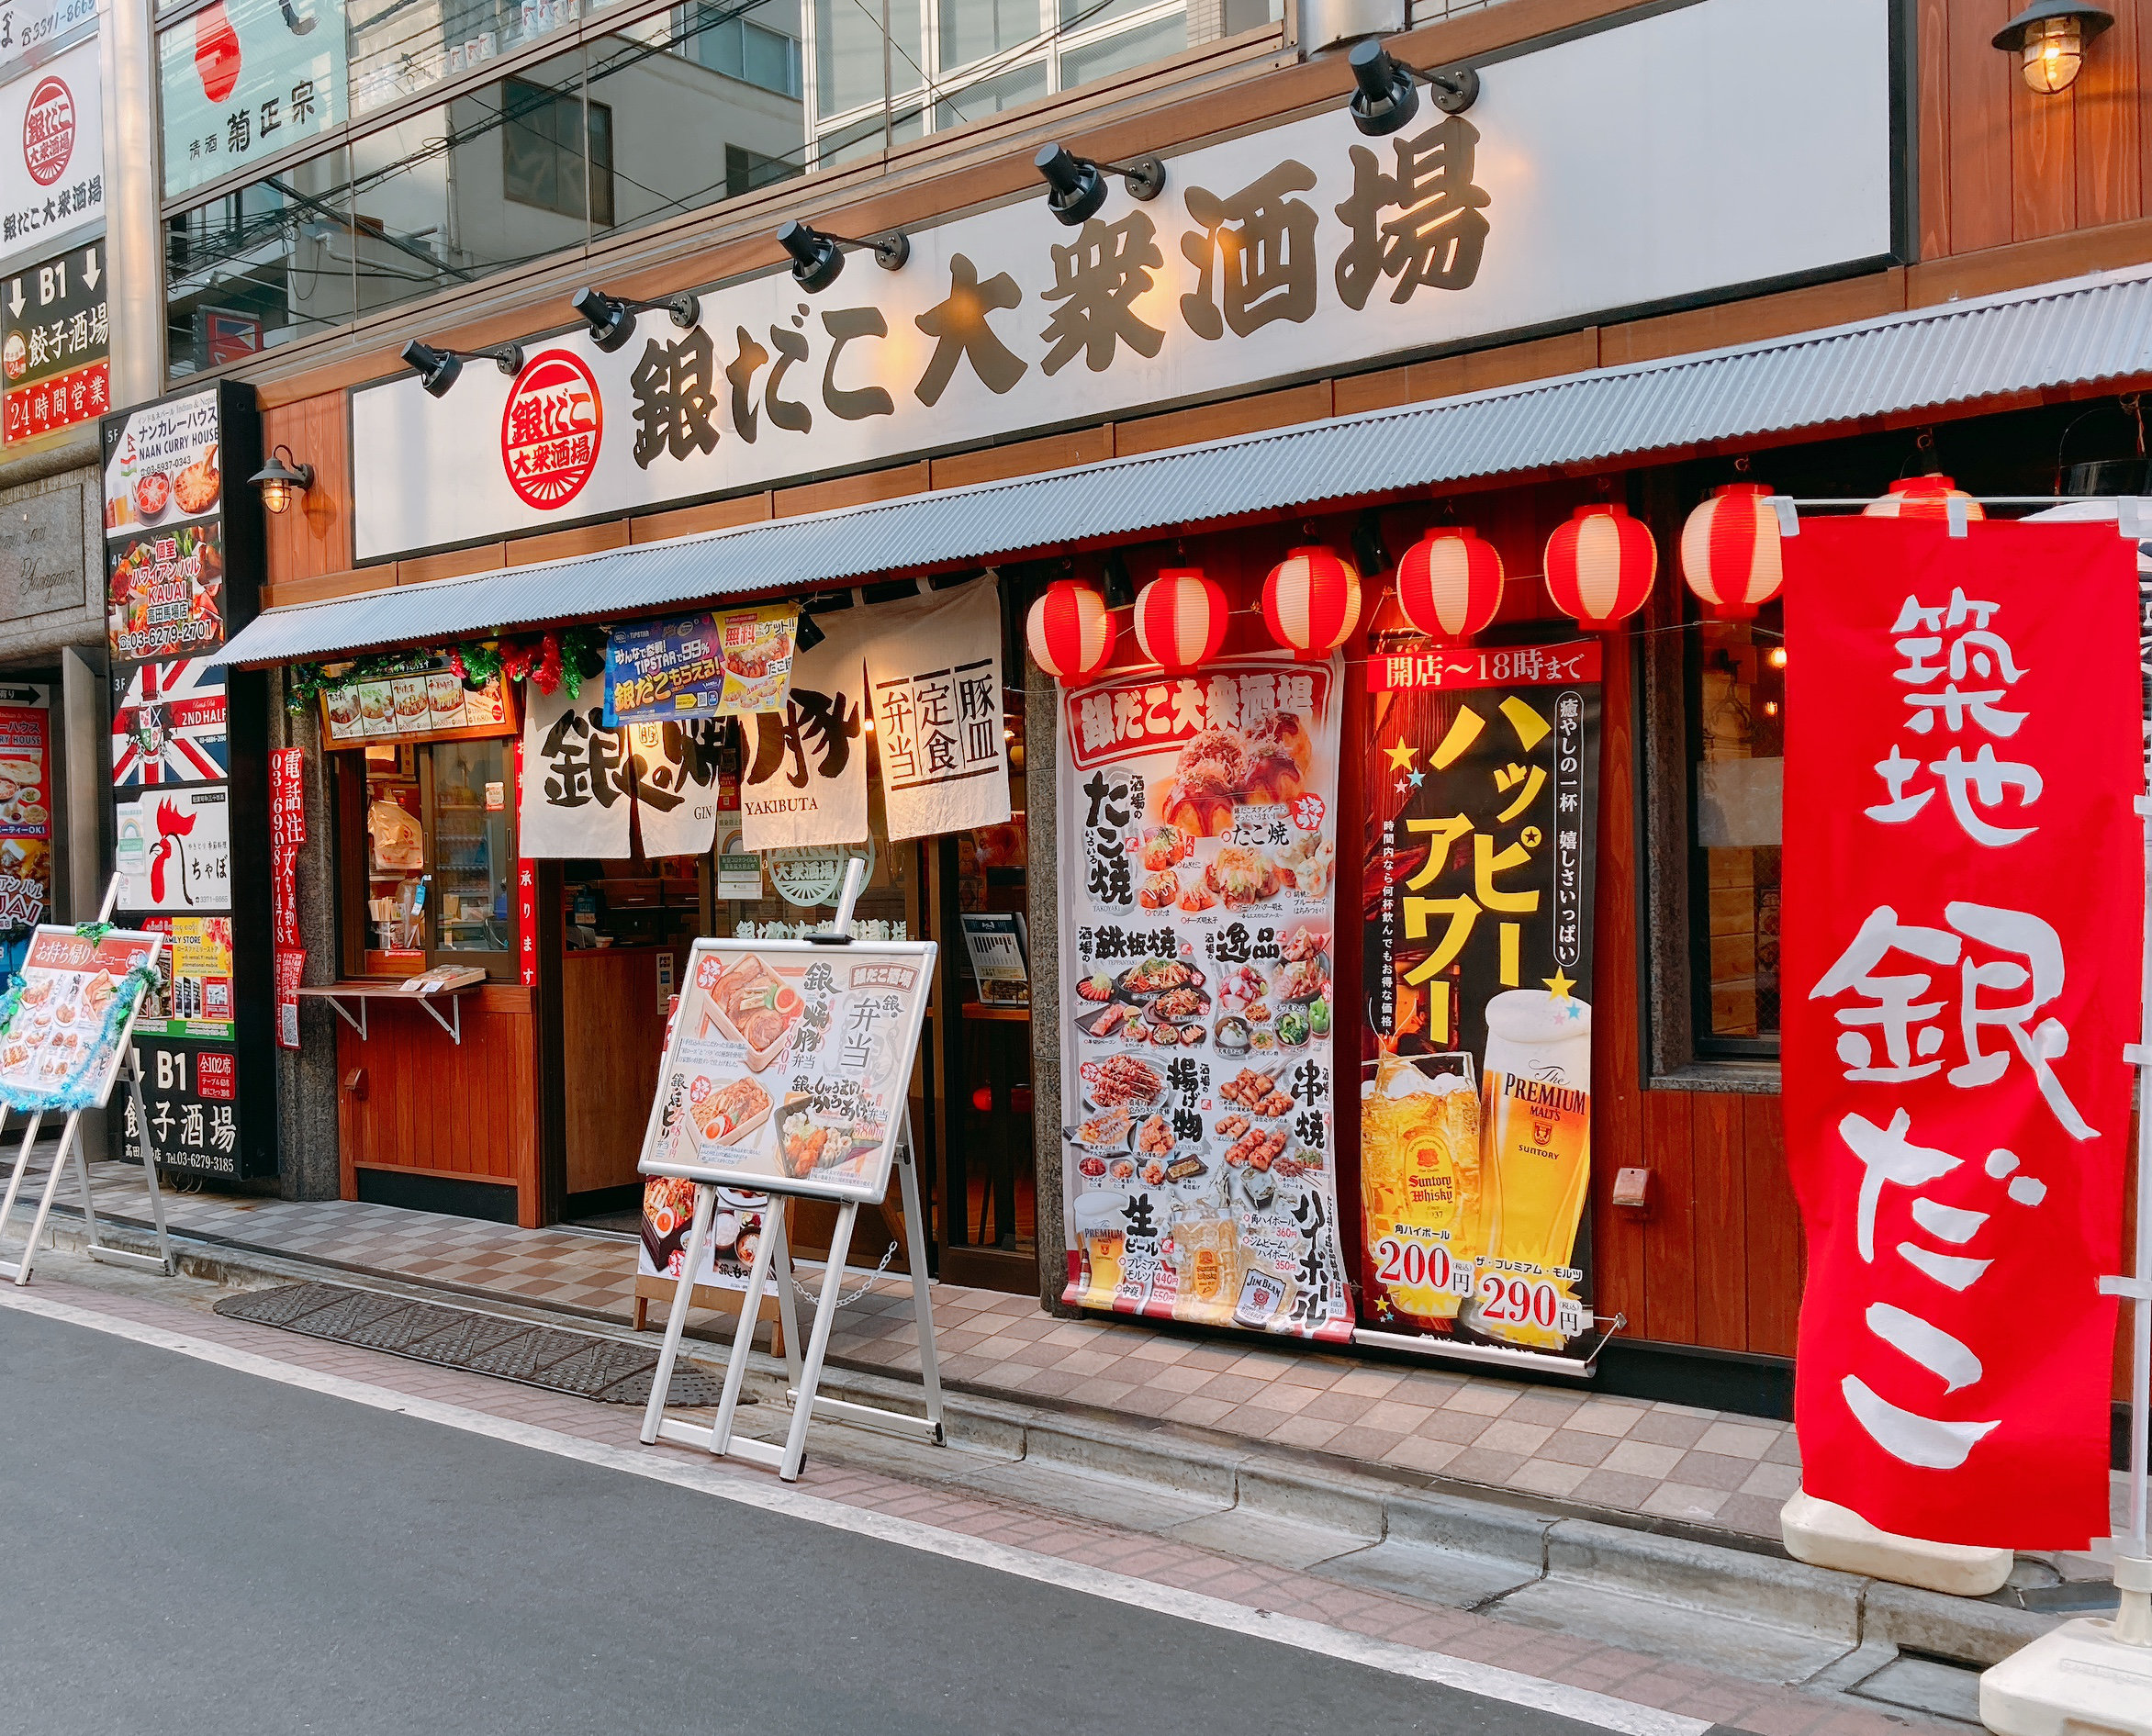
[500, 350, 601, 510]
[23, 77, 74, 188]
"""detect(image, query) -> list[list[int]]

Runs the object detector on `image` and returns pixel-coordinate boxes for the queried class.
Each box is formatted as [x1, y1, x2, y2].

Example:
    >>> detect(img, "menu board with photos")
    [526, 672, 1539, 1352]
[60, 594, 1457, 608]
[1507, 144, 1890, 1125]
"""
[320, 654, 512, 745]
[1056, 653, 1352, 1343]
[638, 937, 936, 1204]
[0, 924, 159, 1110]
[0, 682, 50, 932]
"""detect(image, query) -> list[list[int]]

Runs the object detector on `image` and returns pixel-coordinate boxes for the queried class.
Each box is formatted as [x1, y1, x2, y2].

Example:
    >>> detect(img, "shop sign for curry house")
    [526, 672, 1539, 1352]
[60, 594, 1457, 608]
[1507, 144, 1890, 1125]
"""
[351, 0, 1896, 563]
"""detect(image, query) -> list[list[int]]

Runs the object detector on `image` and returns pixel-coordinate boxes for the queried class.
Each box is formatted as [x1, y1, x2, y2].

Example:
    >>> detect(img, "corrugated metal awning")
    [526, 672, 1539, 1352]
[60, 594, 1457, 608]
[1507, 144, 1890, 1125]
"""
[214, 263, 2152, 667]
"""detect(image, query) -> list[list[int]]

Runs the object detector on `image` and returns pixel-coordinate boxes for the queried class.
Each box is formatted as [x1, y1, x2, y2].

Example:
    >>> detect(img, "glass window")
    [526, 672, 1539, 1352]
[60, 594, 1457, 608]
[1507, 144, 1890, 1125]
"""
[1689, 600, 1785, 1050]
[1059, 8, 1184, 85]
[159, 0, 350, 199]
[347, 0, 584, 122]
[940, 0, 1041, 69]
[344, 49, 589, 318]
[165, 149, 355, 376]
[342, 737, 516, 979]
[933, 58, 1044, 130]
[432, 739, 514, 957]
[587, 6, 807, 239]
[813, 0, 909, 116]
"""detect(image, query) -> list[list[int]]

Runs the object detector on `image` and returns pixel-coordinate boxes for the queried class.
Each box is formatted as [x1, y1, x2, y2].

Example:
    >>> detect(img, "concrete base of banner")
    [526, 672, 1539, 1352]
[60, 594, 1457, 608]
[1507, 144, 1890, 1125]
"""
[1979, 1560, 2152, 1736]
[1780, 1489, 2013, 1597]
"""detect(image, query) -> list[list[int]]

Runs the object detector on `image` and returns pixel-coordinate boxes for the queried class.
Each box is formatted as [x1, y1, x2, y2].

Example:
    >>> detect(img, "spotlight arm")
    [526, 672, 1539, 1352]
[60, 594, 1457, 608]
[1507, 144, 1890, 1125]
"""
[1095, 156, 1167, 202]
[817, 230, 912, 271]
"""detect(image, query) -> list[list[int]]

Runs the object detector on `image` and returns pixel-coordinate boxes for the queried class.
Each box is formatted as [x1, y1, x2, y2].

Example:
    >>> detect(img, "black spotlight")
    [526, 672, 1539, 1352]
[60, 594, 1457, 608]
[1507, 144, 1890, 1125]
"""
[400, 340, 525, 398]
[1035, 143, 1166, 227]
[1351, 512, 1392, 578]
[1099, 550, 1136, 609]
[795, 610, 826, 654]
[776, 219, 909, 293]
[1346, 38, 1477, 136]
[401, 340, 463, 398]
[571, 286, 701, 353]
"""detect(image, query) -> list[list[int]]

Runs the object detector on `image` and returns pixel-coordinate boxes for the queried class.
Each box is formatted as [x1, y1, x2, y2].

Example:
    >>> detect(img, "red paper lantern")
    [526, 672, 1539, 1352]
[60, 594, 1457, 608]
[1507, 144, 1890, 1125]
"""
[1542, 504, 1656, 633]
[1261, 545, 1362, 660]
[1863, 475, 1986, 521]
[1679, 483, 1784, 621]
[1395, 527, 1504, 644]
[1133, 568, 1230, 673]
[1026, 580, 1115, 685]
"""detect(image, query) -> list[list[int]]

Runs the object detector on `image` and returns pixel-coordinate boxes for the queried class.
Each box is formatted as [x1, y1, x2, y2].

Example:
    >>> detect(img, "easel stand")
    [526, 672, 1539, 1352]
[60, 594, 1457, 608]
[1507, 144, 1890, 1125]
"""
[0, 879, 175, 1286]
[637, 1117, 943, 1482]
[636, 858, 944, 1483]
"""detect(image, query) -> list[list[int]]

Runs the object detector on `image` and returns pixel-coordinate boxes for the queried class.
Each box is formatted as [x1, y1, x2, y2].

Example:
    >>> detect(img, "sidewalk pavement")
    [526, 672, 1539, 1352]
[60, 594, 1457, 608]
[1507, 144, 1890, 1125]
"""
[33, 1159, 2131, 1561]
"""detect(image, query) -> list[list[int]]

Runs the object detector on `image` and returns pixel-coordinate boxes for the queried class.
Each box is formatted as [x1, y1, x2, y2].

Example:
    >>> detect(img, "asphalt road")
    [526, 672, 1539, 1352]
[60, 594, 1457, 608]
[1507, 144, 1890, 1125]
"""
[0, 1306, 1626, 1736]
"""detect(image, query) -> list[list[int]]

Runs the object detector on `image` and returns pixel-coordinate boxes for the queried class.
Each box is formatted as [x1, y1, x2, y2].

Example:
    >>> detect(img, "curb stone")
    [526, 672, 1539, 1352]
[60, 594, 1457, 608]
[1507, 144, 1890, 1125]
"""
[28, 1210, 2075, 1670]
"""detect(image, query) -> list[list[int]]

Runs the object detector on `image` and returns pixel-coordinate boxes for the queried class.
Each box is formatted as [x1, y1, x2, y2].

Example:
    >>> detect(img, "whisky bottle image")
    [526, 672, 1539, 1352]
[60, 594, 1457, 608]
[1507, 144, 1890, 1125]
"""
[1473, 989, 1593, 1350]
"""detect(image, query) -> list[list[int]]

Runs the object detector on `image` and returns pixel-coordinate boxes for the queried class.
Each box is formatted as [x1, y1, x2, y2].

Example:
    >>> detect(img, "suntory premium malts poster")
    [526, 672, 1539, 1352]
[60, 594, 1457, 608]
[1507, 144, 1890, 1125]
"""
[1361, 639, 1602, 1362]
[1058, 653, 1351, 1342]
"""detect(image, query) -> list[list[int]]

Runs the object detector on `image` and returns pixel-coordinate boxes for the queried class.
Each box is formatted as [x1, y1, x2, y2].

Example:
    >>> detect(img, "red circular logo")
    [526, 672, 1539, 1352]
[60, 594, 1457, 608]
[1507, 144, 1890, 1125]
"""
[23, 77, 73, 188]
[500, 350, 601, 510]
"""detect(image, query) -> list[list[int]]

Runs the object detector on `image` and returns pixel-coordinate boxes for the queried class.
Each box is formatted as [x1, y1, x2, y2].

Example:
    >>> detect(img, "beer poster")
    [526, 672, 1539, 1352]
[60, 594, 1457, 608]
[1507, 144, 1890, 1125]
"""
[1361, 639, 1603, 1363]
[1057, 653, 1352, 1343]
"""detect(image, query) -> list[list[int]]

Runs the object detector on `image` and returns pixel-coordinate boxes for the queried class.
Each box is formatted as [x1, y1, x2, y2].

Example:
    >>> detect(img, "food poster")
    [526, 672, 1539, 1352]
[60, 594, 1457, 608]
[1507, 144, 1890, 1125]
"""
[1361, 639, 1603, 1361]
[111, 657, 229, 785]
[640, 939, 932, 1204]
[606, 613, 727, 726]
[715, 604, 799, 714]
[1057, 653, 1351, 1343]
[0, 684, 51, 955]
[102, 387, 221, 536]
[0, 924, 160, 1112]
[134, 914, 236, 1039]
[114, 785, 232, 912]
[322, 658, 510, 744]
[106, 522, 226, 662]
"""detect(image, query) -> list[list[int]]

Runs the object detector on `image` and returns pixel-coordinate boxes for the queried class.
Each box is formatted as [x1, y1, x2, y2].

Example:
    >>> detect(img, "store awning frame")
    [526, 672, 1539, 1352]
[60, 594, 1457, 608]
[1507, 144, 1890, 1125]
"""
[213, 262, 2152, 669]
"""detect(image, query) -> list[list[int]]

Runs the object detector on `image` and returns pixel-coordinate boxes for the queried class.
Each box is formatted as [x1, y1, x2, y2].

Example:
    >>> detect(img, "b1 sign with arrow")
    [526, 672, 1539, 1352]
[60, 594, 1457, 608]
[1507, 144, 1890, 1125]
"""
[2, 237, 107, 443]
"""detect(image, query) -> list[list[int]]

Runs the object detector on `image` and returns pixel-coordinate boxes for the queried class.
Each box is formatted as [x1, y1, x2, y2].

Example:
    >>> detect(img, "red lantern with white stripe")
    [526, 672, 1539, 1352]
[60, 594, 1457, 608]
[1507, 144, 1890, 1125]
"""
[1679, 483, 1784, 621]
[1026, 580, 1116, 685]
[1394, 527, 1504, 644]
[1261, 545, 1362, 660]
[1863, 475, 1986, 521]
[1542, 503, 1657, 632]
[1132, 568, 1230, 673]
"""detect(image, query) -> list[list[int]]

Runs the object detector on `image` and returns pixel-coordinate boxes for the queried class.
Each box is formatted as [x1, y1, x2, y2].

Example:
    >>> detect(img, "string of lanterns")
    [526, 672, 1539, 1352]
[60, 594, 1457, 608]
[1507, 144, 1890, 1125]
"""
[1025, 471, 2009, 684]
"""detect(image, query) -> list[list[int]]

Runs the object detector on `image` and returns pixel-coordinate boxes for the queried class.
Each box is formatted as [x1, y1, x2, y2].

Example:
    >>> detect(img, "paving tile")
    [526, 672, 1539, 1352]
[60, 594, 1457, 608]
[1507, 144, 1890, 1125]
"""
[1440, 1383, 1518, 1417]
[1357, 1400, 1437, 1435]
[1531, 1429, 1616, 1469]
[1298, 1389, 1376, 1426]
[1443, 1446, 1526, 1486]
[1474, 1418, 1553, 1457]
[1240, 1380, 1318, 1415]
[1191, 1373, 1268, 1406]
[1737, 1460, 1802, 1500]
[1267, 1415, 1347, 1450]
[1695, 1419, 1781, 1460]
[1714, 1494, 1788, 1540]
[1640, 1482, 1732, 1521]
[1411, 1408, 1492, 1447]
[1330, 1370, 1406, 1398]
[1321, 1426, 1407, 1464]
[1505, 1458, 1593, 1498]
[1164, 1395, 1240, 1427]
[1666, 1450, 1759, 1494]
[1597, 1439, 1684, 1479]
[1626, 1411, 1710, 1450]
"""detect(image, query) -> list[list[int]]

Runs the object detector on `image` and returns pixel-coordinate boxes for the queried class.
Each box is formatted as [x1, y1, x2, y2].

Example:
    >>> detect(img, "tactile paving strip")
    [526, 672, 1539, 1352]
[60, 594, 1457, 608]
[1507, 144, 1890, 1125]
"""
[216, 1282, 726, 1406]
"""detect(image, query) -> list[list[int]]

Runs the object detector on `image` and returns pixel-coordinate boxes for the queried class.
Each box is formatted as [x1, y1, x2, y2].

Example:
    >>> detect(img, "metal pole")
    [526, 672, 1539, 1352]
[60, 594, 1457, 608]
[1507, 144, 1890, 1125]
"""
[638, 1182, 715, 1445]
[709, 1195, 781, 1456]
[779, 1201, 858, 1481]
[13, 1111, 81, 1284]
[896, 1114, 943, 1439]
[97, 0, 167, 404]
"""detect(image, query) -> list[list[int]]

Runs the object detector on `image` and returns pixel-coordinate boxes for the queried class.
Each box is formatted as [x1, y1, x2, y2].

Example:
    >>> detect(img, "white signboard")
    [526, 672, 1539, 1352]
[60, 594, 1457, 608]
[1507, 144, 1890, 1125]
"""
[159, 0, 346, 198]
[0, 0, 97, 86]
[350, 0, 1894, 562]
[0, 36, 100, 270]
[113, 785, 231, 912]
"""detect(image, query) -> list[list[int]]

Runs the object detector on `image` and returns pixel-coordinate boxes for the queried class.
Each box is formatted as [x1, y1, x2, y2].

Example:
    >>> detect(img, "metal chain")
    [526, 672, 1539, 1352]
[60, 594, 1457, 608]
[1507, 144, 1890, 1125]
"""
[788, 1238, 900, 1310]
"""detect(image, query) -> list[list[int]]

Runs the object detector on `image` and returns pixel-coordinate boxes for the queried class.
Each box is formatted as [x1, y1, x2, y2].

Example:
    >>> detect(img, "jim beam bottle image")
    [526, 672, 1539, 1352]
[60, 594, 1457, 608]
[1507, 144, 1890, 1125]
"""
[1471, 989, 1592, 1350]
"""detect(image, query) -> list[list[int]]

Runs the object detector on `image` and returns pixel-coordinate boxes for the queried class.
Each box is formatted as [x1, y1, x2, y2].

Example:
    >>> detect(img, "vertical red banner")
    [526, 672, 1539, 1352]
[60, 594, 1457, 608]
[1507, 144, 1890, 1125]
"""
[1782, 518, 2140, 1548]
[268, 746, 307, 1050]
[515, 738, 537, 988]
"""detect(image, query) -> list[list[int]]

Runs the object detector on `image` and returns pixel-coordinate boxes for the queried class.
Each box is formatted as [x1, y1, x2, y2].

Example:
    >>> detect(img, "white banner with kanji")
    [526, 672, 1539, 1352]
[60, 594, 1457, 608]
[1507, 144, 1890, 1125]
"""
[741, 611, 867, 853]
[862, 576, 1013, 843]
[519, 681, 632, 858]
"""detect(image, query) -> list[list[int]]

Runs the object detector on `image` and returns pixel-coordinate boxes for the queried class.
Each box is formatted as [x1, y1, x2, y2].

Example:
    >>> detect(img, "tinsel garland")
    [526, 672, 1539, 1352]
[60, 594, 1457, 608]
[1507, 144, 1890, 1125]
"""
[281, 626, 611, 712]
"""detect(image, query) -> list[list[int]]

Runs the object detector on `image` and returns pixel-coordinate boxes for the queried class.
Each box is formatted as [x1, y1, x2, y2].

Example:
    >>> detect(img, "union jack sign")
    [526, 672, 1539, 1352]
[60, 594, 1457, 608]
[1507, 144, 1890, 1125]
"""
[111, 657, 227, 786]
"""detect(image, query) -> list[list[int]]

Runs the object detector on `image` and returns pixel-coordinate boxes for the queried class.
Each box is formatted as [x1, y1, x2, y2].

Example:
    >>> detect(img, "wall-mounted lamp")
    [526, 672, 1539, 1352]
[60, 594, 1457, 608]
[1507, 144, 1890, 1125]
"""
[400, 339, 524, 398]
[776, 219, 909, 293]
[248, 445, 314, 515]
[570, 286, 702, 353]
[1992, 1, 2113, 94]
[1034, 143, 1165, 227]
[1345, 38, 1478, 136]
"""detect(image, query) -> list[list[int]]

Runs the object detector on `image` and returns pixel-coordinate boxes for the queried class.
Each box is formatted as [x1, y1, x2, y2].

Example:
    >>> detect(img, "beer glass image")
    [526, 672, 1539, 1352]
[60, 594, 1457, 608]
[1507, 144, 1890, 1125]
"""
[1170, 1202, 1240, 1325]
[1359, 1050, 1482, 1324]
[1071, 1191, 1129, 1303]
[1474, 989, 1593, 1350]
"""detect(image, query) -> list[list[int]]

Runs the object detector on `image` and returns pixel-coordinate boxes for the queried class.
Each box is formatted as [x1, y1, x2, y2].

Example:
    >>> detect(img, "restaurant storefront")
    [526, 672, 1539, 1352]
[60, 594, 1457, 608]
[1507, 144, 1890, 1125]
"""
[171, 0, 2152, 1417]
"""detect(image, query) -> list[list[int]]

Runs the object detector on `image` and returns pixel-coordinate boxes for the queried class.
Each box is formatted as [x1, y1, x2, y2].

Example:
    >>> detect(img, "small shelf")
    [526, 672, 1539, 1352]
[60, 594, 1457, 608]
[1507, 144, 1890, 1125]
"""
[299, 979, 483, 1044]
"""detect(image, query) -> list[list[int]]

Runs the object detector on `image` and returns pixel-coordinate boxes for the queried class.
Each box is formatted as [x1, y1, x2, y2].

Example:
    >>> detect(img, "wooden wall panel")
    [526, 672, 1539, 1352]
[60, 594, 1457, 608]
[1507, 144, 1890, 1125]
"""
[261, 395, 351, 584]
[336, 991, 542, 1226]
[1688, 1092, 1748, 1350]
[1743, 1093, 1801, 1357]
[562, 948, 669, 1195]
[1641, 1093, 1697, 1344]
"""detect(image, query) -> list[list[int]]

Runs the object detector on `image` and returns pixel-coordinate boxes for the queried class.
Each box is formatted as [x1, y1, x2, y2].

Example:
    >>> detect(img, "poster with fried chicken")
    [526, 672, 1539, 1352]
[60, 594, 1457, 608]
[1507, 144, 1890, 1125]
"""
[0, 924, 162, 1112]
[637, 938, 935, 1206]
[1058, 653, 1351, 1342]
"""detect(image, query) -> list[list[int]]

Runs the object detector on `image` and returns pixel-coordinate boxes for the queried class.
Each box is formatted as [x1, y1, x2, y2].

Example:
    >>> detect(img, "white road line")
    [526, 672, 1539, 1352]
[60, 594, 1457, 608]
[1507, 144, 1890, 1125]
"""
[0, 1287, 1708, 1736]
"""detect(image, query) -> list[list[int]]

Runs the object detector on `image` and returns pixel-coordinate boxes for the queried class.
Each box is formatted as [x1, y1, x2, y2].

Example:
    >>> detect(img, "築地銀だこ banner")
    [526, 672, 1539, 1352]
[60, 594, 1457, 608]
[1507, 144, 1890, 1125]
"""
[1057, 653, 1351, 1342]
[1781, 517, 2141, 1549]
